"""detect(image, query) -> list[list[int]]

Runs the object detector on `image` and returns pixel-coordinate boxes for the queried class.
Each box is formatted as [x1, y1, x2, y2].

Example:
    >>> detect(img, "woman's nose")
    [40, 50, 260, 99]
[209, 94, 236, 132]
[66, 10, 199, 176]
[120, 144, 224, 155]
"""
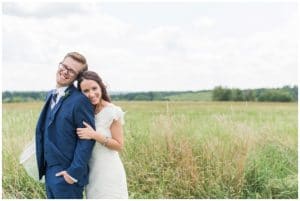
[88, 92, 94, 98]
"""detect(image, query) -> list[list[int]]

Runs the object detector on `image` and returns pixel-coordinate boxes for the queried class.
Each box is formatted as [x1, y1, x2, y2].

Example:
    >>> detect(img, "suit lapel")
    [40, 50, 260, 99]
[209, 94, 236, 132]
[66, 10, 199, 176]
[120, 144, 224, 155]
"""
[37, 92, 53, 132]
[51, 98, 64, 117]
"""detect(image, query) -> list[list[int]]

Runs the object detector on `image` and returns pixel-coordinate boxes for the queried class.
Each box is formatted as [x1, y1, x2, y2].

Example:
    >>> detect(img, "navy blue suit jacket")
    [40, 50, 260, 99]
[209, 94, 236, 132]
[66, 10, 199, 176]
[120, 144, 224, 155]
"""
[35, 85, 95, 186]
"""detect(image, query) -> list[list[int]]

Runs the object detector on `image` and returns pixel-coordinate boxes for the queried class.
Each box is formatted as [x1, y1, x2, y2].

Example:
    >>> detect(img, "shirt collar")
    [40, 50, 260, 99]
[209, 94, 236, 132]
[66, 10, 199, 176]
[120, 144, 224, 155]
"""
[55, 86, 68, 96]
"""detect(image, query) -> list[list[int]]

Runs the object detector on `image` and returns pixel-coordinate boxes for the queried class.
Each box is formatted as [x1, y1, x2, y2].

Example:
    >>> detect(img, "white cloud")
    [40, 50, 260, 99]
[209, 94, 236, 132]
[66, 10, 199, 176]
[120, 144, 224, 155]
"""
[2, 2, 91, 18]
[2, 62, 57, 91]
[193, 16, 216, 29]
[2, 2, 298, 91]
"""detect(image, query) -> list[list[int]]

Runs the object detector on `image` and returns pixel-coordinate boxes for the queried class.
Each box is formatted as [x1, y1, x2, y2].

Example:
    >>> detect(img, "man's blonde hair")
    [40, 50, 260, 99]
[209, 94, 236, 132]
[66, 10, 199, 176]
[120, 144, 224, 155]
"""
[64, 52, 88, 72]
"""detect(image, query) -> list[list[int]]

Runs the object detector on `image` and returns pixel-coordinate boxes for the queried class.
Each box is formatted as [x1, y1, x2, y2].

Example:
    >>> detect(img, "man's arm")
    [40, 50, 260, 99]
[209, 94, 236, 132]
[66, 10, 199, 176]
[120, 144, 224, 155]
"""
[65, 96, 95, 184]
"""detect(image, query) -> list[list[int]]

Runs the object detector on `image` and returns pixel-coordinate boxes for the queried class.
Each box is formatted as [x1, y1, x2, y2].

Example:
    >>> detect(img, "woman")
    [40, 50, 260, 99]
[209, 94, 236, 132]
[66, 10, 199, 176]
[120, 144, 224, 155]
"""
[76, 71, 128, 199]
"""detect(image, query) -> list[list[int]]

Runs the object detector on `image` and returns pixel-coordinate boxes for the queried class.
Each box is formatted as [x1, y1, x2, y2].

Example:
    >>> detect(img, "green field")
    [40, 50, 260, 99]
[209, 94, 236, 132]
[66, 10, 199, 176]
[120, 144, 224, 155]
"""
[2, 101, 298, 198]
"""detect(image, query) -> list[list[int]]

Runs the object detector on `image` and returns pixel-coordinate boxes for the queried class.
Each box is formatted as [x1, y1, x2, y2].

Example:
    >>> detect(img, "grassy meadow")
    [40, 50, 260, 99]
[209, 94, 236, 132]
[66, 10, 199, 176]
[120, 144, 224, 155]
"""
[2, 101, 298, 198]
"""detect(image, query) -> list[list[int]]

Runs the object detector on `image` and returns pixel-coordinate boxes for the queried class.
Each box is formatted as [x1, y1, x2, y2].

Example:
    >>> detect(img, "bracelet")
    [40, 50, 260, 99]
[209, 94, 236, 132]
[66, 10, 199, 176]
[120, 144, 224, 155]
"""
[103, 137, 109, 147]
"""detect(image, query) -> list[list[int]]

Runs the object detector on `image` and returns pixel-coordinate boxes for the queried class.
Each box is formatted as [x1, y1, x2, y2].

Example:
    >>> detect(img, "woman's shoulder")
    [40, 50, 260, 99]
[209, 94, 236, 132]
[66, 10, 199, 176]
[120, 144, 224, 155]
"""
[110, 104, 125, 124]
[105, 103, 123, 110]
[95, 103, 125, 124]
[101, 104, 122, 117]
[96, 103, 123, 115]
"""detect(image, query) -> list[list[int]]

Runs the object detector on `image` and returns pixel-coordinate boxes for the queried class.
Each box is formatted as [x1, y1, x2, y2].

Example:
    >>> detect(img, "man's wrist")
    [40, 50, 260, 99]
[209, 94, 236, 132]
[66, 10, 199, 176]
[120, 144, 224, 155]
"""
[67, 173, 78, 183]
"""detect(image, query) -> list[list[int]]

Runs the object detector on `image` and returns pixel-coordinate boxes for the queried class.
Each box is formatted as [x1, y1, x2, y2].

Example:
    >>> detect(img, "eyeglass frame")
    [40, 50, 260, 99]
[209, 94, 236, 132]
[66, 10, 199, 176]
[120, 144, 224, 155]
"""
[58, 62, 79, 76]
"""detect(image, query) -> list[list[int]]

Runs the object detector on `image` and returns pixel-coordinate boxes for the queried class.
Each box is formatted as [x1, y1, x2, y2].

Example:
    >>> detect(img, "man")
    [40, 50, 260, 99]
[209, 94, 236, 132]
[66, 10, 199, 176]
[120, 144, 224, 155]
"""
[35, 52, 95, 198]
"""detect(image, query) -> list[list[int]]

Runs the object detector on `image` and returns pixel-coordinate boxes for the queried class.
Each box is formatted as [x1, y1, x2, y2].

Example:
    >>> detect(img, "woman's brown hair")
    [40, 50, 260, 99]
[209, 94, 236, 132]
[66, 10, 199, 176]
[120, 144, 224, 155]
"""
[77, 71, 111, 102]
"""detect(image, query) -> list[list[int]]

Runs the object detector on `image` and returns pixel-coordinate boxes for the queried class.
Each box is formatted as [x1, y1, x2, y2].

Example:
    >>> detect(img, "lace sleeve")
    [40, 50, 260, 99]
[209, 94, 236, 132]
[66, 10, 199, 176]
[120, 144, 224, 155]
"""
[112, 106, 125, 125]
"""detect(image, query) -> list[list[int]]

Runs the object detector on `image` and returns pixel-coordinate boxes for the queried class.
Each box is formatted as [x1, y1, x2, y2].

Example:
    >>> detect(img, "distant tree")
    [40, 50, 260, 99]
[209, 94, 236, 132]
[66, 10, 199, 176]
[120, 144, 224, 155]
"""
[212, 86, 232, 101]
[232, 88, 244, 101]
[244, 90, 255, 101]
[2, 86, 297, 102]
[292, 85, 298, 101]
[2, 91, 13, 102]
[282, 85, 298, 101]
[257, 90, 292, 102]
[273, 91, 293, 102]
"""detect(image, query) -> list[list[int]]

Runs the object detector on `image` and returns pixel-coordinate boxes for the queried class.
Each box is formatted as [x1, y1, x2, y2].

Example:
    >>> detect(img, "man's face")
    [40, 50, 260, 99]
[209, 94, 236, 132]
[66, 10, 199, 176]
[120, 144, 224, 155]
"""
[56, 57, 84, 87]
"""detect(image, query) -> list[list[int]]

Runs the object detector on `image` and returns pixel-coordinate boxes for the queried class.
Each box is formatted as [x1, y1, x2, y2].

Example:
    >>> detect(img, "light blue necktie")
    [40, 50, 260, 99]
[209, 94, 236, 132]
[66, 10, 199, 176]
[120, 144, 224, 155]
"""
[51, 91, 58, 109]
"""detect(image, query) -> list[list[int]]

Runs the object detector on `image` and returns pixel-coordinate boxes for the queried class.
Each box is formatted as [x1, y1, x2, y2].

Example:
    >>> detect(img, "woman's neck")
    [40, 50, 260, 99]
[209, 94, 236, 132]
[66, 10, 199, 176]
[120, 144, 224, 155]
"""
[95, 100, 111, 113]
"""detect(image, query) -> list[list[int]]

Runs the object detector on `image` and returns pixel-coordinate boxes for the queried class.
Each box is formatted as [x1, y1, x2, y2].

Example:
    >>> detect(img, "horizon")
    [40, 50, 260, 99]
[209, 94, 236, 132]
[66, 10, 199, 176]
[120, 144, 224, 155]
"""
[2, 84, 297, 94]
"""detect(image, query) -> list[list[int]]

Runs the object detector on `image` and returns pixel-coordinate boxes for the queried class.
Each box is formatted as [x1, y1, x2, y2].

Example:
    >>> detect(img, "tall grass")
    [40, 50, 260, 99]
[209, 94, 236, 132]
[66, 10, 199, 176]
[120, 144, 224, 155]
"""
[2, 101, 298, 198]
[2, 103, 46, 198]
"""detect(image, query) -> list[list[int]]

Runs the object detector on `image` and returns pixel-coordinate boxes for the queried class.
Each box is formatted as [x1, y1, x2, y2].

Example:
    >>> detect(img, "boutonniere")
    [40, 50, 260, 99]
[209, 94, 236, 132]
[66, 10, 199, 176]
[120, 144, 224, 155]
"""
[63, 90, 71, 99]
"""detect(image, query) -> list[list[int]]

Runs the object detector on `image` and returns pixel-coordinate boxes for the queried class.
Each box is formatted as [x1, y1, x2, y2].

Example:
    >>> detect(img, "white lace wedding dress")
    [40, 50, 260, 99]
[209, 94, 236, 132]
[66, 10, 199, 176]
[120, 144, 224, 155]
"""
[86, 104, 128, 199]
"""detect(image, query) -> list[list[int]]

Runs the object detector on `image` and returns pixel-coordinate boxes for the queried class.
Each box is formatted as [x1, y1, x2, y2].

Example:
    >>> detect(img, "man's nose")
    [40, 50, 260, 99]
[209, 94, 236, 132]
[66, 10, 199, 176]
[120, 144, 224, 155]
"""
[61, 69, 68, 75]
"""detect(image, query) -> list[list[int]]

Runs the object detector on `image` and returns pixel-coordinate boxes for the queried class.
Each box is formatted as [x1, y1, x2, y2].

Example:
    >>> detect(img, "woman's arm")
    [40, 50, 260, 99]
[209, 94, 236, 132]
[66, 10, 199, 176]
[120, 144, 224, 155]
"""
[76, 120, 124, 152]
[106, 119, 124, 151]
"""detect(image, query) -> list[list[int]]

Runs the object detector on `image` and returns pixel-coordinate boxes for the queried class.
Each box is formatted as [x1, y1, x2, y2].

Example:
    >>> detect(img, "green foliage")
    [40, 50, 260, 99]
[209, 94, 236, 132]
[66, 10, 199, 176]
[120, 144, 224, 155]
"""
[2, 85, 297, 102]
[257, 90, 292, 102]
[212, 85, 297, 102]
[2, 91, 47, 103]
[212, 86, 232, 101]
[244, 144, 298, 198]
[231, 88, 244, 101]
[244, 90, 255, 101]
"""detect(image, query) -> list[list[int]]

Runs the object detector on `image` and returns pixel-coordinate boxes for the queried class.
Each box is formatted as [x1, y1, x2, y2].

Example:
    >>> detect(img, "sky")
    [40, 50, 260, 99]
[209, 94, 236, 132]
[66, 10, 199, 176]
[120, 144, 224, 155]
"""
[1, 0, 298, 92]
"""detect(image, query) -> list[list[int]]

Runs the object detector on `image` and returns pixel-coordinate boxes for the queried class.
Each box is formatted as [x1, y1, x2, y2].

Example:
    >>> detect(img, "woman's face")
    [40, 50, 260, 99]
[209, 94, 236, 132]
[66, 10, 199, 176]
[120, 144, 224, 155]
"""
[80, 79, 102, 105]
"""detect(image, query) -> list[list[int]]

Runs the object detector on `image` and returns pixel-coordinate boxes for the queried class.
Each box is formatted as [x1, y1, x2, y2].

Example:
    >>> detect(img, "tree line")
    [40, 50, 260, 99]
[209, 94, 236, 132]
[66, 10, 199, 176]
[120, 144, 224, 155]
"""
[2, 85, 298, 103]
[212, 85, 297, 102]
[2, 91, 48, 103]
[2, 91, 173, 102]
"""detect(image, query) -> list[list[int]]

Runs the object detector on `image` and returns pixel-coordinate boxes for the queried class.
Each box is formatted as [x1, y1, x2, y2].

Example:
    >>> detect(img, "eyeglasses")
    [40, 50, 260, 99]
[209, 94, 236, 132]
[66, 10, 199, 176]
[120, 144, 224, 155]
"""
[58, 62, 78, 76]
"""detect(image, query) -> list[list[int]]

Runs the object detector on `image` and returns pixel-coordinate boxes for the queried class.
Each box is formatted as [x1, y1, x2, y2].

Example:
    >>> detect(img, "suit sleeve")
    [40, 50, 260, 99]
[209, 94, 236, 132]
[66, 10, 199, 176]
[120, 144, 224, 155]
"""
[66, 96, 95, 183]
